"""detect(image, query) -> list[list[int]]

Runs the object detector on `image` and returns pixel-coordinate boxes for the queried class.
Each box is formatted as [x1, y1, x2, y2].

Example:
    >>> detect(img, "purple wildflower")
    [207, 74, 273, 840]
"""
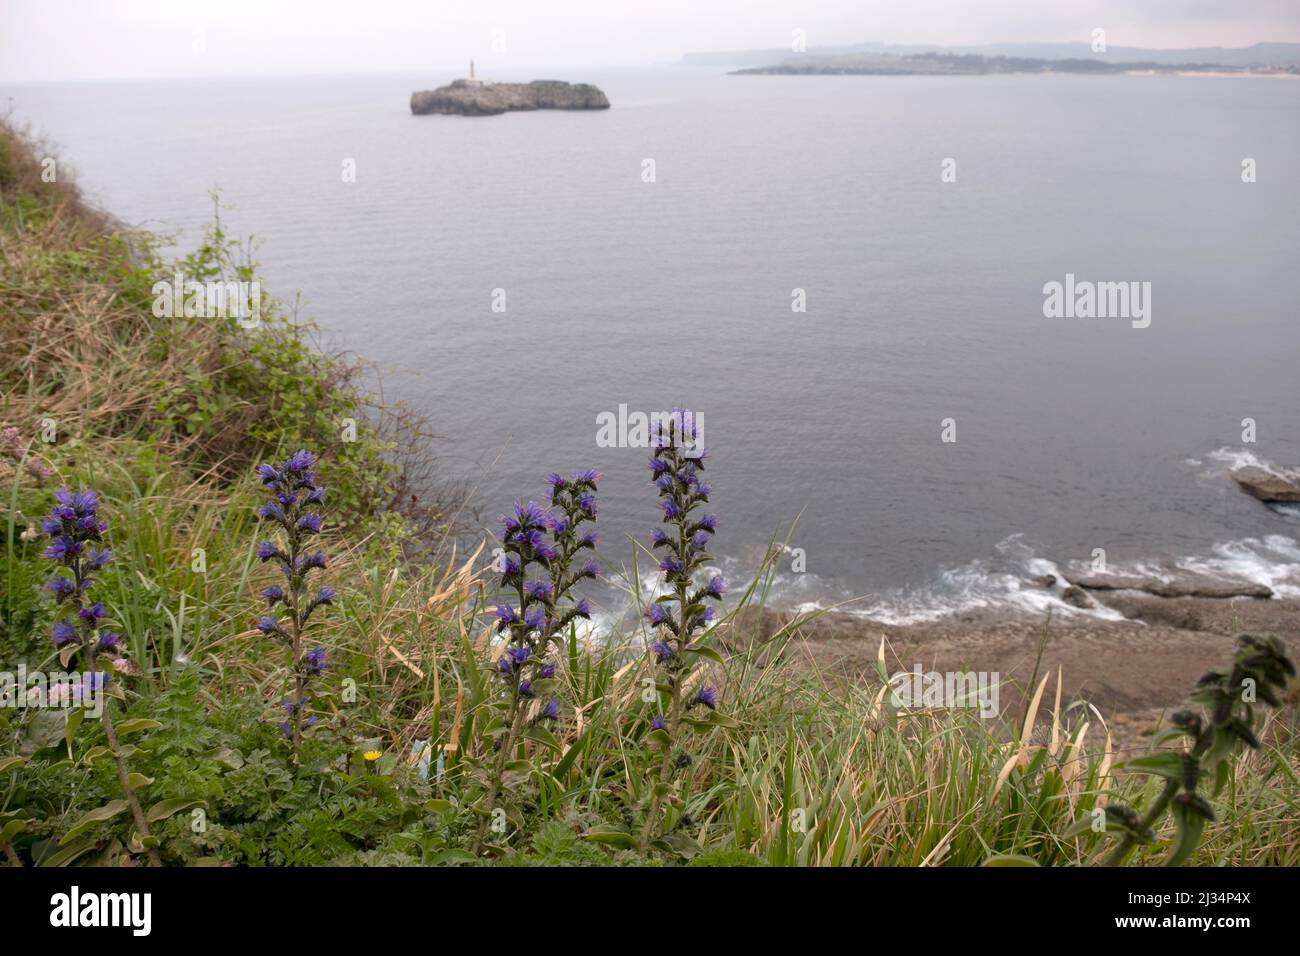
[51, 619, 76, 648]
[691, 686, 718, 710]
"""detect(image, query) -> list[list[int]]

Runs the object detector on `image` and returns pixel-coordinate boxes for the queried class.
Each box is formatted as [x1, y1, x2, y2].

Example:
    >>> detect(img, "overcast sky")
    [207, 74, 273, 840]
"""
[3, 0, 1298, 83]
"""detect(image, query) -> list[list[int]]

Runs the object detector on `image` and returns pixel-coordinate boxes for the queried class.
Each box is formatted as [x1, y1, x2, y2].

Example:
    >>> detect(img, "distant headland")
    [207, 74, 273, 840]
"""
[410, 61, 610, 116]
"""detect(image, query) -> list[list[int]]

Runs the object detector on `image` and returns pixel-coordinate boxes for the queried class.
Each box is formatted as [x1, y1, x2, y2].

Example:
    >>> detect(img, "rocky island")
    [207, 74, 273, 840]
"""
[410, 62, 609, 116]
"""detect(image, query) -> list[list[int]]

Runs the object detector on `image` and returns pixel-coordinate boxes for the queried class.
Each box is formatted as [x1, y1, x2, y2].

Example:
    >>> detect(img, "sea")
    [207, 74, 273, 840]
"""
[5, 66, 1299, 626]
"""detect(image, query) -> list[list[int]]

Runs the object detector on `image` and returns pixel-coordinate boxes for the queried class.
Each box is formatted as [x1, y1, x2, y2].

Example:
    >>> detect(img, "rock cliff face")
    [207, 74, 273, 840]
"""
[410, 80, 610, 116]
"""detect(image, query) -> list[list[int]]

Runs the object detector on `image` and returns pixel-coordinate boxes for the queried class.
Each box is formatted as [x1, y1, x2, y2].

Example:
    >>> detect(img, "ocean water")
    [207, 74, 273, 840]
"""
[6, 67, 1300, 622]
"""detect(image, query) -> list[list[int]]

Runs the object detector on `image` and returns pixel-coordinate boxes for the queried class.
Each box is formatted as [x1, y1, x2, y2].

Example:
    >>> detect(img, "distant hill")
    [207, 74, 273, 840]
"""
[681, 40, 1300, 69]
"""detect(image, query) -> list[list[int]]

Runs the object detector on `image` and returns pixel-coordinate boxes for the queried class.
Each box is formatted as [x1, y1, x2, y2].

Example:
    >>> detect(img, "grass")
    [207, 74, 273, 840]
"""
[0, 118, 1296, 867]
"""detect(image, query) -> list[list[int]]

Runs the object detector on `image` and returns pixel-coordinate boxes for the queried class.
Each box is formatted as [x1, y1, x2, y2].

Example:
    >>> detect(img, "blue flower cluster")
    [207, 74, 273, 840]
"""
[253, 450, 333, 750]
[42, 489, 122, 676]
[492, 470, 602, 722]
[645, 410, 724, 718]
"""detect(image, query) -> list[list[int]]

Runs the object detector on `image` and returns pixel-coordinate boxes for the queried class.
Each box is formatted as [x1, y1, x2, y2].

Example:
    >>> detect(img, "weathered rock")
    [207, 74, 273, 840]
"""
[410, 80, 610, 116]
[1030, 574, 1057, 588]
[1231, 465, 1300, 503]
[1066, 571, 1272, 600]
[1060, 584, 1095, 608]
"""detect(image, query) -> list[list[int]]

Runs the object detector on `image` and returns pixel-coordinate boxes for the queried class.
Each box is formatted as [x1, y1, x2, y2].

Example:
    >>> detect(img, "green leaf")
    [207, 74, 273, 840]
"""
[1062, 813, 1102, 838]
[1166, 800, 1207, 866]
[40, 837, 98, 868]
[79, 746, 113, 765]
[1118, 752, 1183, 781]
[146, 798, 204, 824]
[583, 827, 638, 849]
[0, 755, 26, 774]
[654, 832, 702, 859]
[1213, 760, 1230, 797]
[60, 800, 128, 844]
[422, 799, 452, 814]
[126, 773, 154, 790]
[524, 725, 560, 753]
[1, 818, 28, 843]
[686, 645, 725, 665]
[429, 849, 477, 865]
[983, 854, 1042, 867]
[64, 707, 84, 754]
[113, 718, 163, 738]
[208, 747, 244, 770]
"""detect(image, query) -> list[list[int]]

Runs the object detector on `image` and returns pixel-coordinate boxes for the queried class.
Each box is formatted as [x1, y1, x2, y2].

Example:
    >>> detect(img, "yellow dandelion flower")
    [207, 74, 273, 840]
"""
[363, 750, 382, 762]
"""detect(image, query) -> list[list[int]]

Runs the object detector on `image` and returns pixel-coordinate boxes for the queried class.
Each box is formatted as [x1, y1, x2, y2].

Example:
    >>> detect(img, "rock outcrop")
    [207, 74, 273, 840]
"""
[1231, 465, 1300, 503]
[1064, 571, 1272, 600]
[410, 80, 610, 116]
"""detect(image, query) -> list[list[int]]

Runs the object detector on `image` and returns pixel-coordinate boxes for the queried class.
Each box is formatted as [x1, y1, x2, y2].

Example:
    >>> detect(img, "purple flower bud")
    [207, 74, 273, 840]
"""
[44, 537, 80, 562]
[691, 686, 718, 710]
[542, 698, 561, 720]
[315, 586, 335, 605]
[646, 604, 670, 626]
[580, 559, 602, 579]
[45, 577, 75, 598]
[296, 513, 322, 534]
[651, 641, 674, 663]
[78, 602, 105, 623]
[659, 557, 684, 574]
[96, 631, 121, 653]
[299, 550, 327, 573]
[651, 714, 667, 731]
[704, 575, 727, 598]
[303, 647, 326, 675]
[540, 663, 556, 679]
[51, 619, 76, 648]
[524, 606, 546, 631]
[284, 450, 316, 474]
[256, 616, 279, 634]
[256, 541, 279, 562]
[575, 597, 592, 618]
[261, 585, 285, 604]
[525, 579, 553, 600]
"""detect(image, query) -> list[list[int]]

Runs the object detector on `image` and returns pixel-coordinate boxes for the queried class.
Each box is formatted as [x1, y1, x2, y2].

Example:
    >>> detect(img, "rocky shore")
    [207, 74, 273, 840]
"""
[727, 589, 1299, 751]
[409, 79, 610, 116]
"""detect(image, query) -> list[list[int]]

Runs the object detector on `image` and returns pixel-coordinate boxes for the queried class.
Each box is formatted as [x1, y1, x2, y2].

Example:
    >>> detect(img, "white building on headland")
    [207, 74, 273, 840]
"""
[452, 60, 487, 88]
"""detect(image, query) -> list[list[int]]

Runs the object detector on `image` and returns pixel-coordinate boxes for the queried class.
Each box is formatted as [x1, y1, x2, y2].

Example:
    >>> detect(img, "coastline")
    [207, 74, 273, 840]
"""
[729, 593, 1300, 746]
